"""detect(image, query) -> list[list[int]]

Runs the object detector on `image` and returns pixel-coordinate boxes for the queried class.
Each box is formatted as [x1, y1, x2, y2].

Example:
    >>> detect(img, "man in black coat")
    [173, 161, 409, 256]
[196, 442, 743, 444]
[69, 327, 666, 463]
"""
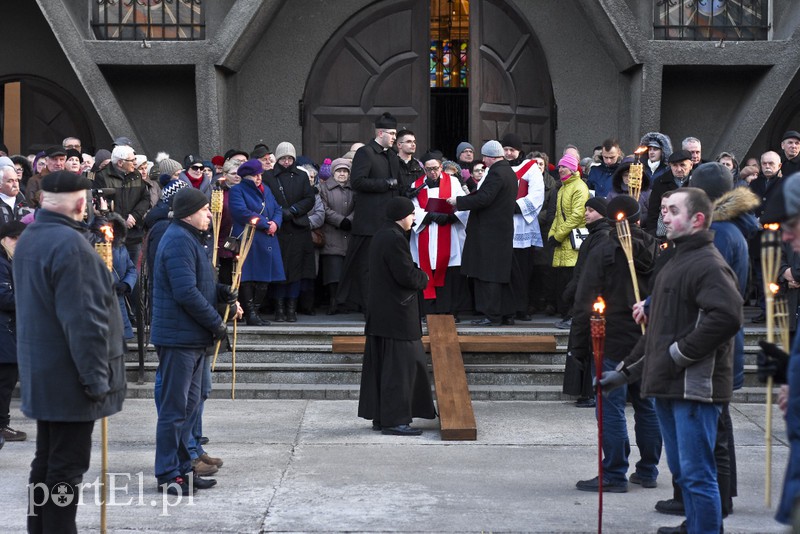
[780, 130, 800, 177]
[14, 171, 127, 532]
[357, 197, 435, 436]
[646, 150, 693, 237]
[337, 112, 402, 311]
[447, 140, 518, 326]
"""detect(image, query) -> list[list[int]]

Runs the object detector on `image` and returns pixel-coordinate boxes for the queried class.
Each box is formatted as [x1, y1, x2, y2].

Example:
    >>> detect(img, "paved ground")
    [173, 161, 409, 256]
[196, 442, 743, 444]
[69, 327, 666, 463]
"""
[0, 398, 789, 533]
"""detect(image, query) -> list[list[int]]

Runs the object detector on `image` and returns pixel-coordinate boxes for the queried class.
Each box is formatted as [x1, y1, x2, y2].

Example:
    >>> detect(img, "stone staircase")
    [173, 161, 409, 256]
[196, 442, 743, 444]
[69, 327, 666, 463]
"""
[125, 319, 775, 403]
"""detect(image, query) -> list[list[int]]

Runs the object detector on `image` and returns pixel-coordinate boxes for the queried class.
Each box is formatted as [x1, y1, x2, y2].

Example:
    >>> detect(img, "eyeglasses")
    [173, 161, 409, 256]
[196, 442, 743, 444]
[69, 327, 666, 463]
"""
[190, 165, 204, 170]
[424, 166, 440, 172]
[123, 158, 136, 163]
[473, 167, 485, 173]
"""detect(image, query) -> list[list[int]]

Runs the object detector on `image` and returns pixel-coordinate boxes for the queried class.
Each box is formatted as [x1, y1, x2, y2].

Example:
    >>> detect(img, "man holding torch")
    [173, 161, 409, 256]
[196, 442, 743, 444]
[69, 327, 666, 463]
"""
[599, 188, 742, 534]
[571, 195, 662, 494]
[151, 188, 240, 495]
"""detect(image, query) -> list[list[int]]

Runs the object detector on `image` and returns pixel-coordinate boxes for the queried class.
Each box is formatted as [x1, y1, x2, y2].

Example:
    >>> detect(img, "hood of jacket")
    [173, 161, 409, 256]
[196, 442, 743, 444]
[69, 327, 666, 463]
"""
[639, 131, 673, 161]
[712, 186, 761, 240]
[611, 161, 651, 194]
[106, 212, 128, 246]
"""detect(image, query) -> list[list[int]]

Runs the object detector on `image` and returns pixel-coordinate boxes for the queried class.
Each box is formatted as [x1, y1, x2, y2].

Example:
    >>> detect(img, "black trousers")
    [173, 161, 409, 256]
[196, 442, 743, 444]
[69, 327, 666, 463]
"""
[0, 362, 18, 427]
[473, 279, 514, 322]
[28, 419, 95, 534]
[511, 248, 533, 314]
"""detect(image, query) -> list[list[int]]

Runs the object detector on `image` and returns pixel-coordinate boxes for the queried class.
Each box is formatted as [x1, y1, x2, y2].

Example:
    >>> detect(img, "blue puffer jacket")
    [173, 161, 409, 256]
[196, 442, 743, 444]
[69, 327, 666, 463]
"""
[150, 220, 222, 348]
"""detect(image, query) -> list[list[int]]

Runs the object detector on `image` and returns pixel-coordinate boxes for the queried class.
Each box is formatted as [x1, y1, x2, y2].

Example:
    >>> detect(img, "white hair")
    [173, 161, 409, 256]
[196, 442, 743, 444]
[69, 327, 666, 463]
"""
[111, 145, 135, 164]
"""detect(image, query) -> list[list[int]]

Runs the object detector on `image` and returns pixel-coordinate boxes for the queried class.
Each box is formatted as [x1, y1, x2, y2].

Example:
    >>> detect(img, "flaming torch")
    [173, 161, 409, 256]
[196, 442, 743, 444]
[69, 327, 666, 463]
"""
[94, 224, 113, 533]
[211, 218, 259, 393]
[615, 213, 645, 334]
[628, 146, 647, 202]
[210, 189, 224, 268]
[591, 296, 606, 534]
[761, 223, 783, 507]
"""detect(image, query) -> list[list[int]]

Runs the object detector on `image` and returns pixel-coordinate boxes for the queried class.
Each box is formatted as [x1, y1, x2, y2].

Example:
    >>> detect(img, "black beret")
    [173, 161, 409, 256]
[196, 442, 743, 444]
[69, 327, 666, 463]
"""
[386, 197, 414, 221]
[374, 112, 397, 129]
[223, 149, 250, 161]
[172, 188, 209, 220]
[0, 221, 26, 240]
[45, 145, 67, 158]
[500, 132, 524, 151]
[420, 150, 444, 163]
[607, 194, 640, 224]
[41, 170, 93, 193]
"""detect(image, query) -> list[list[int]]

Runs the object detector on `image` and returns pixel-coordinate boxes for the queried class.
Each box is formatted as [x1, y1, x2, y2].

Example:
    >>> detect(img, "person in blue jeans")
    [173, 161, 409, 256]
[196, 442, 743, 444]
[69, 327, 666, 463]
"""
[150, 188, 239, 495]
[601, 188, 743, 534]
[569, 195, 662, 493]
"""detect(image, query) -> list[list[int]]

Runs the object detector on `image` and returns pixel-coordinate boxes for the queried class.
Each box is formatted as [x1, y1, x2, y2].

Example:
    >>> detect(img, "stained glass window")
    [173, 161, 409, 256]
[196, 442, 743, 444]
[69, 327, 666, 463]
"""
[430, 0, 469, 88]
[653, 0, 769, 41]
[92, 0, 205, 41]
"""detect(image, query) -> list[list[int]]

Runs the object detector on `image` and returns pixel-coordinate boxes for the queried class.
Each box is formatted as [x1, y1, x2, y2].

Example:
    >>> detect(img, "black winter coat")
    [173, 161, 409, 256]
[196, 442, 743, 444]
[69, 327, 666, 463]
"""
[350, 140, 402, 236]
[646, 170, 687, 235]
[561, 218, 611, 310]
[95, 165, 151, 244]
[0, 249, 16, 364]
[456, 159, 518, 283]
[265, 163, 317, 282]
[366, 221, 428, 340]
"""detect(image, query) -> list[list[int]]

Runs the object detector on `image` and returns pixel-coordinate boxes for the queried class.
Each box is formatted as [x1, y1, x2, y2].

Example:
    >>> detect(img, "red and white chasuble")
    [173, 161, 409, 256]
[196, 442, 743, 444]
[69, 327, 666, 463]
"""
[409, 172, 468, 299]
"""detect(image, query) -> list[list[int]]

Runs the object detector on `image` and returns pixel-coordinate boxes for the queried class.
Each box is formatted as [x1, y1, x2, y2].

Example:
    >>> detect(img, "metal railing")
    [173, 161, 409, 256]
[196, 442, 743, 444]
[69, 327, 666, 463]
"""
[91, 0, 205, 41]
[653, 0, 769, 41]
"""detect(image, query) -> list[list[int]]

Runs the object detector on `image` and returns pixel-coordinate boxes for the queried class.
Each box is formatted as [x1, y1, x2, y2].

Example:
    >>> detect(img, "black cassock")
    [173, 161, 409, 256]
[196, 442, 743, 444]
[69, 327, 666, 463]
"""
[357, 221, 436, 427]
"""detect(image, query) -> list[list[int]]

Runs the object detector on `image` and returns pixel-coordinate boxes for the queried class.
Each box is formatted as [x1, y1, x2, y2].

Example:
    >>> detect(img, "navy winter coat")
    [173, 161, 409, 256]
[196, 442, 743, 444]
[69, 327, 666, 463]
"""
[150, 220, 223, 348]
[229, 179, 285, 283]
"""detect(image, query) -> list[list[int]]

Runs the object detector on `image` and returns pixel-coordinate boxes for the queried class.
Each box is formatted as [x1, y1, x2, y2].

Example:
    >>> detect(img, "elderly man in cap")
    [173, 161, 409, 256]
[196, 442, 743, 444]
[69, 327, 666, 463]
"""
[337, 112, 402, 312]
[755, 172, 800, 526]
[573, 195, 662, 494]
[646, 149, 693, 237]
[14, 170, 127, 532]
[781, 130, 800, 177]
[25, 145, 66, 209]
[358, 196, 435, 436]
[151, 187, 239, 495]
[447, 140, 518, 326]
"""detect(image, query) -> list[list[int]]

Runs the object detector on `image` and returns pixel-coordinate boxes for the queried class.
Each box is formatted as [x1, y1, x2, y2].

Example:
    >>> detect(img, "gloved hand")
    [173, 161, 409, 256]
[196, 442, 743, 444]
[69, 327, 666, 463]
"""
[514, 203, 522, 214]
[217, 284, 238, 305]
[114, 281, 130, 295]
[594, 370, 627, 393]
[212, 322, 228, 342]
[547, 236, 559, 249]
[282, 208, 294, 220]
[339, 218, 352, 231]
[84, 381, 110, 402]
[757, 340, 789, 384]
[447, 214, 459, 224]
[430, 213, 450, 225]
[386, 177, 398, 190]
[422, 213, 434, 226]
[460, 169, 471, 181]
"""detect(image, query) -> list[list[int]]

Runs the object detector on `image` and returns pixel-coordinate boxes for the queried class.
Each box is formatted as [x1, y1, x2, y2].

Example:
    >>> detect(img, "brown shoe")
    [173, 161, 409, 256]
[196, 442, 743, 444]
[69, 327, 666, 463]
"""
[191, 459, 219, 477]
[1, 426, 27, 441]
[199, 453, 224, 467]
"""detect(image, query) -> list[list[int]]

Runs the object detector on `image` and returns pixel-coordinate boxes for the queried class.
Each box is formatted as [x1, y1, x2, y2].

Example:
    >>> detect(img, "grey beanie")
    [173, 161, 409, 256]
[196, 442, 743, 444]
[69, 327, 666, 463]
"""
[172, 188, 209, 219]
[689, 162, 733, 201]
[159, 158, 183, 177]
[456, 142, 474, 159]
[274, 142, 297, 161]
[481, 140, 503, 158]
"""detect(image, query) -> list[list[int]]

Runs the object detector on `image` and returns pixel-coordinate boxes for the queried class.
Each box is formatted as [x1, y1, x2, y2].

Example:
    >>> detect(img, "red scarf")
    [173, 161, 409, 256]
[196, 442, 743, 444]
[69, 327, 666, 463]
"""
[514, 160, 537, 199]
[415, 172, 452, 299]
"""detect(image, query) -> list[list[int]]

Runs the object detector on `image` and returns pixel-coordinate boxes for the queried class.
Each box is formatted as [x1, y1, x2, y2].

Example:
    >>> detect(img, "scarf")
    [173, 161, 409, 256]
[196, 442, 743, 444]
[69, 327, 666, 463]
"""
[415, 172, 452, 299]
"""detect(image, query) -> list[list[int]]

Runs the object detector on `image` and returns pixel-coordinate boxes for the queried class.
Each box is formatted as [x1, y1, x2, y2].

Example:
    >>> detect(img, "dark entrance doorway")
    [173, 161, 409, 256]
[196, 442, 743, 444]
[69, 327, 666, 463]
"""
[430, 88, 468, 158]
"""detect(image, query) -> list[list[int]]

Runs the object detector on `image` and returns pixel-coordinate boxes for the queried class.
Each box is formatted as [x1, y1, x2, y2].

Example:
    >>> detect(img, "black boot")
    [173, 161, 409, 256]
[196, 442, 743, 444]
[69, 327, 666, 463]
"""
[251, 283, 270, 326]
[274, 298, 286, 322]
[298, 289, 316, 315]
[326, 283, 339, 315]
[286, 298, 298, 322]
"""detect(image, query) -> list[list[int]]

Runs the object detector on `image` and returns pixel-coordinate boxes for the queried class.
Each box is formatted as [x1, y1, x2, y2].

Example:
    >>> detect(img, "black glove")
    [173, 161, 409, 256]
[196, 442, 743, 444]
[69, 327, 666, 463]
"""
[282, 208, 294, 220]
[757, 340, 789, 384]
[547, 236, 559, 249]
[217, 284, 238, 305]
[212, 322, 228, 342]
[514, 203, 522, 214]
[447, 213, 459, 224]
[594, 369, 627, 393]
[386, 177, 398, 190]
[339, 218, 352, 231]
[84, 381, 110, 402]
[430, 213, 450, 225]
[421, 213, 434, 226]
[114, 281, 130, 295]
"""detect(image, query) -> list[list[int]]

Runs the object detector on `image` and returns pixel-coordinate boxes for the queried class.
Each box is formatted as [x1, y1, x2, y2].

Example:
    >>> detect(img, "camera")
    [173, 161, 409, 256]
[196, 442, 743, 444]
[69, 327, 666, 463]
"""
[91, 187, 116, 214]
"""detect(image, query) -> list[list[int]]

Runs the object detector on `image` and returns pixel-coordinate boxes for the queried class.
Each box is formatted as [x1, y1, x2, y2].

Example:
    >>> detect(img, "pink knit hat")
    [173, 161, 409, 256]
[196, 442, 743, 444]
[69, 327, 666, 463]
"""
[557, 153, 579, 172]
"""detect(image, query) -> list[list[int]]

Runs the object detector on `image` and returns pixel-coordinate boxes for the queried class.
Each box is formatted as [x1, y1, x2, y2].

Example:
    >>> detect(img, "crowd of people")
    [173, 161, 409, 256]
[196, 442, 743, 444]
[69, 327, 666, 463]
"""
[0, 118, 799, 533]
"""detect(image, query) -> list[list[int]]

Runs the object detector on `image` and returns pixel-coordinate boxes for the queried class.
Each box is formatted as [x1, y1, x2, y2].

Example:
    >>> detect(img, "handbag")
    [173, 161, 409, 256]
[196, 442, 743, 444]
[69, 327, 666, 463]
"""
[311, 228, 325, 248]
[569, 227, 590, 250]
[222, 234, 241, 254]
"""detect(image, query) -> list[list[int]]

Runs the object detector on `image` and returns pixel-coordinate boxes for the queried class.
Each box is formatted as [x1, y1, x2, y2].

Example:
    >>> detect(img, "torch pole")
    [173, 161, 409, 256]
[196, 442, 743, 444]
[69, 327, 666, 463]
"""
[590, 299, 606, 534]
[94, 234, 113, 534]
[761, 225, 781, 507]
[615, 217, 645, 334]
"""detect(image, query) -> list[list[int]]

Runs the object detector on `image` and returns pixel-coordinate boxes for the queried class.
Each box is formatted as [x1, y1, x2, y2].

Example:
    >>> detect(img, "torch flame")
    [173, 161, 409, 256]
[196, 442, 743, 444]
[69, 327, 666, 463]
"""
[634, 145, 648, 155]
[769, 282, 780, 295]
[250, 217, 259, 225]
[764, 223, 780, 231]
[593, 296, 606, 315]
[616, 212, 624, 221]
[99, 224, 114, 242]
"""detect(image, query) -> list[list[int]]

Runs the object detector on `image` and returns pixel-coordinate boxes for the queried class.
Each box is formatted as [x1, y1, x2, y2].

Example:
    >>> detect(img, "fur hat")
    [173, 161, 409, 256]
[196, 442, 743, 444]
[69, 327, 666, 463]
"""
[171, 188, 209, 219]
[386, 197, 414, 221]
[689, 162, 734, 201]
[274, 142, 297, 161]
[480, 140, 503, 158]
[557, 153, 579, 173]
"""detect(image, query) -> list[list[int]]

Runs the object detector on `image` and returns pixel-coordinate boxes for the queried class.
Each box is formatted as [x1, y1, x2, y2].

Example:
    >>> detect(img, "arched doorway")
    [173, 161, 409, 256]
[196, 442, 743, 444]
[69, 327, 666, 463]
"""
[0, 75, 94, 154]
[302, 0, 554, 163]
